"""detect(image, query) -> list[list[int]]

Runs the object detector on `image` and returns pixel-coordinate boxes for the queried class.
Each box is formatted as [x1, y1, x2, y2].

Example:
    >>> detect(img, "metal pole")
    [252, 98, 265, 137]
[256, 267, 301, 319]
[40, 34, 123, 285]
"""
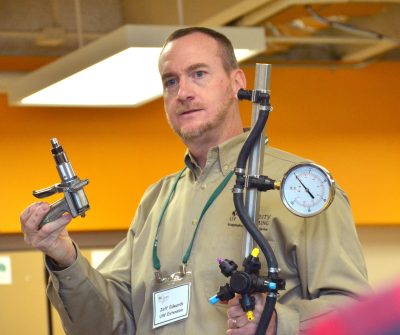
[242, 63, 271, 258]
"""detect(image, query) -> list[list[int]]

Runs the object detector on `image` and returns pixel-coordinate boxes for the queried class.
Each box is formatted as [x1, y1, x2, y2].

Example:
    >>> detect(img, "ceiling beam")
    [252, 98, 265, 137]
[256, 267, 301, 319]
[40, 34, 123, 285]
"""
[196, 0, 274, 26]
[265, 36, 385, 45]
[342, 40, 399, 62]
[236, 0, 400, 26]
[236, 0, 293, 26]
[0, 31, 102, 40]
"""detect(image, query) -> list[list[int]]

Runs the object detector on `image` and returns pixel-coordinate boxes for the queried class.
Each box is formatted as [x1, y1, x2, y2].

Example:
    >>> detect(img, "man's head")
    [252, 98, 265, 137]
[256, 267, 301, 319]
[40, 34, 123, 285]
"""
[161, 27, 239, 74]
[158, 27, 245, 146]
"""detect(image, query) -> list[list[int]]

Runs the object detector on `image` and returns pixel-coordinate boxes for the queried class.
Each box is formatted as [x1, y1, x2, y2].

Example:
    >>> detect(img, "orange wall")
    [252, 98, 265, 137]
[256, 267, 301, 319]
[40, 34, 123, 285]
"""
[1, 62, 399, 233]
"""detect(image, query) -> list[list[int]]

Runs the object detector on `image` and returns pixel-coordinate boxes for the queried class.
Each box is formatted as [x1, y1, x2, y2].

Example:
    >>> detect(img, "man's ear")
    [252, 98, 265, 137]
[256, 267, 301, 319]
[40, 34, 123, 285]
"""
[231, 69, 247, 99]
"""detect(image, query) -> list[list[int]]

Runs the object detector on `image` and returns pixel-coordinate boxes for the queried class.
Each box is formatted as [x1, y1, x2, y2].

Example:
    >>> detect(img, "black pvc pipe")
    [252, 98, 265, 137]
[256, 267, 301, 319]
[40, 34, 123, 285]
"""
[233, 106, 277, 335]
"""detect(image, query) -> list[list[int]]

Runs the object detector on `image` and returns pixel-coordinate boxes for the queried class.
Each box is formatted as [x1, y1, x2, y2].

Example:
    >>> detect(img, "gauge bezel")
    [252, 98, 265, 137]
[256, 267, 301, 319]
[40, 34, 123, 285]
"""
[280, 162, 336, 218]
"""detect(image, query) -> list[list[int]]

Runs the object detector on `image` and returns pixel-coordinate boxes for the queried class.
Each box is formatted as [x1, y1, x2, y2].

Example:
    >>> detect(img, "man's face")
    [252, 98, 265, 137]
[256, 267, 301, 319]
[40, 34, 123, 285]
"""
[158, 33, 238, 141]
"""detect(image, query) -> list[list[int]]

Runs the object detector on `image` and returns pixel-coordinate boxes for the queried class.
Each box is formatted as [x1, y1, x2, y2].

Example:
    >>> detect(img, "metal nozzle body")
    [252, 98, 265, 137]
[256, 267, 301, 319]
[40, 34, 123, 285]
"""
[33, 138, 90, 228]
[51, 138, 76, 183]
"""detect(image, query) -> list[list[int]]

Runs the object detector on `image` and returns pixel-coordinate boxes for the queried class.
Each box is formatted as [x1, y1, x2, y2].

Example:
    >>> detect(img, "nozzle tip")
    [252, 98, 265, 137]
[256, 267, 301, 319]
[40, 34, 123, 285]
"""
[251, 248, 260, 258]
[246, 311, 255, 321]
[50, 138, 59, 148]
[208, 295, 220, 305]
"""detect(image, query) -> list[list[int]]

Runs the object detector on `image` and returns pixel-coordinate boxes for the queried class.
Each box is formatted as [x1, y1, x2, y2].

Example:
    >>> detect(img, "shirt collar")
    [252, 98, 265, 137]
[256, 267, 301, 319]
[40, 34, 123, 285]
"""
[184, 131, 249, 179]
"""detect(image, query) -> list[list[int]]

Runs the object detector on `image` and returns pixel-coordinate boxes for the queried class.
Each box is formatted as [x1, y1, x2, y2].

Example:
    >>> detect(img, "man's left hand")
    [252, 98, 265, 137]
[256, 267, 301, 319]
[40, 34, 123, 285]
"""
[226, 293, 277, 335]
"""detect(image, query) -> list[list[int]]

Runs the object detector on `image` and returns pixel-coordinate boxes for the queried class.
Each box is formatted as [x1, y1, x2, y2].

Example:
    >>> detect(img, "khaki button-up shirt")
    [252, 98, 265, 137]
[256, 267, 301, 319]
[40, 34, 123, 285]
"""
[47, 132, 369, 335]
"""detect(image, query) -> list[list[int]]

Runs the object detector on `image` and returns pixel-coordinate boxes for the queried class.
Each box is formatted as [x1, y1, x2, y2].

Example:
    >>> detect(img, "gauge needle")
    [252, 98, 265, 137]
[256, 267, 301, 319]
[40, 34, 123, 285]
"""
[295, 174, 315, 199]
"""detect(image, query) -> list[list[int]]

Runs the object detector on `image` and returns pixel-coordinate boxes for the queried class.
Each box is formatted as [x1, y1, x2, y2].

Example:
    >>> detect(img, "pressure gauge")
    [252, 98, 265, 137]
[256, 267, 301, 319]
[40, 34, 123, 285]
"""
[280, 163, 335, 217]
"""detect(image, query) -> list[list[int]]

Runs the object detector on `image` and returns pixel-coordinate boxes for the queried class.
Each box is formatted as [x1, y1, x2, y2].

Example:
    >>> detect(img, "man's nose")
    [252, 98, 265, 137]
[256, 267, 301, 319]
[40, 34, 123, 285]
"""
[177, 77, 194, 101]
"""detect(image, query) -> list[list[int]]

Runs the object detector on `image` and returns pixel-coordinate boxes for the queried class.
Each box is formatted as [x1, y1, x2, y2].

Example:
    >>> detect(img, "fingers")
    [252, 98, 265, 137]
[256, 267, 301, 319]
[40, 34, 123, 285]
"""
[20, 202, 42, 229]
[227, 305, 256, 334]
[227, 303, 246, 319]
[20, 202, 75, 266]
[34, 213, 71, 240]
[227, 293, 266, 319]
[227, 294, 241, 307]
[21, 202, 50, 233]
[20, 202, 37, 223]
[227, 313, 250, 328]
[21, 202, 72, 247]
[226, 317, 257, 335]
[226, 293, 269, 335]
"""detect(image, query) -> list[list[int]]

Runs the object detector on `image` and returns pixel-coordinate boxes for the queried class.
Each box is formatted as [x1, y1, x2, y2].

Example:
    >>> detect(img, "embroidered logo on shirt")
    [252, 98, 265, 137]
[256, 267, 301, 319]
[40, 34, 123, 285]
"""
[227, 210, 242, 228]
[227, 211, 271, 231]
[258, 214, 272, 231]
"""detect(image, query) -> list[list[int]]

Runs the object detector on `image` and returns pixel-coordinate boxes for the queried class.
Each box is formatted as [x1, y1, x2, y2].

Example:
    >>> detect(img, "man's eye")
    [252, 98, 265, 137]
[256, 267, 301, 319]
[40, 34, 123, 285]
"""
[194, 71, 206, 78]
[164, 78, 177, 88]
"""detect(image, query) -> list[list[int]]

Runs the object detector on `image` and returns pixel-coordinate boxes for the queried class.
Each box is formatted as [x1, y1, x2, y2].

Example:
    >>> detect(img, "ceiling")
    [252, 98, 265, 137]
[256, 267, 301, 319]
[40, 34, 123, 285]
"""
[0, 0, 399, 91]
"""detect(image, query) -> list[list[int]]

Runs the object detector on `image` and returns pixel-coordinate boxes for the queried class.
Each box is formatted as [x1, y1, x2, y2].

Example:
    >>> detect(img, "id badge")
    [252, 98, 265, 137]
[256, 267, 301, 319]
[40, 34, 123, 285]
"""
[152, 266, 192, 329]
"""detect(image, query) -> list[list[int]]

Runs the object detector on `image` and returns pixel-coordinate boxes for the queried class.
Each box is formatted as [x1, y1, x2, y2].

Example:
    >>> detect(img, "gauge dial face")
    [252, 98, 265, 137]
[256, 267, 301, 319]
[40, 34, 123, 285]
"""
[280, 163, 335, 217]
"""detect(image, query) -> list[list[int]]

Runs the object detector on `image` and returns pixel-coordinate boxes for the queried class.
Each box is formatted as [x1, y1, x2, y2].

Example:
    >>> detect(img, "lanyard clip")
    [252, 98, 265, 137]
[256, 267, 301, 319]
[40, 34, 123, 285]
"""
[180, 263, 187, 276]
[170, 264, 187, 281]
[154, 270, 165, 283]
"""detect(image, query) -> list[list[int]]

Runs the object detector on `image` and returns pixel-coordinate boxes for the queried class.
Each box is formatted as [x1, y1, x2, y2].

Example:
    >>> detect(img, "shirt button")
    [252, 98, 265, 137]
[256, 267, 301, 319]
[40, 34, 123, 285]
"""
[224, 165, 229, 171]
[201, 184, 207, 190]
[65, 276, 71, 280]
[192, 219, 198, 225]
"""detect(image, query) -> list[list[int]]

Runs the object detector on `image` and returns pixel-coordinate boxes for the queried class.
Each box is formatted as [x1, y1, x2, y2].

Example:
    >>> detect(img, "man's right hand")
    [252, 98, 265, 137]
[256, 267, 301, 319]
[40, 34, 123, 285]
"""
[20, 202, 76, 268]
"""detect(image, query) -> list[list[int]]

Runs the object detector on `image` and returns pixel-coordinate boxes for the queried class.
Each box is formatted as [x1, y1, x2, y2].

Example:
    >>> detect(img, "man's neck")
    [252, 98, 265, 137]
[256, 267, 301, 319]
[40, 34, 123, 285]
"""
[185, 127, 243, 169]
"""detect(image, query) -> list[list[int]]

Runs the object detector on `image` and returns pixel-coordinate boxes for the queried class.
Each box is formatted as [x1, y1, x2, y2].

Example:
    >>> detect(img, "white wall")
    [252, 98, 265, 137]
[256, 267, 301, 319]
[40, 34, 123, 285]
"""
[357, 226, 400, 289]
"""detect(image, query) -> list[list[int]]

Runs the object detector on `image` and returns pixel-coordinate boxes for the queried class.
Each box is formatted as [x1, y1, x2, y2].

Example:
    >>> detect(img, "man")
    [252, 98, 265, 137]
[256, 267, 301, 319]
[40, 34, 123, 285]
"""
[20, 27, 369, 335]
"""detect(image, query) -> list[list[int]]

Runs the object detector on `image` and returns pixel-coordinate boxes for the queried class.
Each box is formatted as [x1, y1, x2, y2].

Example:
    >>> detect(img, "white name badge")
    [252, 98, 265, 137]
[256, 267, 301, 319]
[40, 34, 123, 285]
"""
[153, 282, 191, 329]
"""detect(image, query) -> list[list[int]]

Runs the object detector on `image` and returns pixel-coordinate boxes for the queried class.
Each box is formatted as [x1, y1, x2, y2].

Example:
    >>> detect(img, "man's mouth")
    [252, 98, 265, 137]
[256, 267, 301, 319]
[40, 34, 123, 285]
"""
[178, 108, 202, 115]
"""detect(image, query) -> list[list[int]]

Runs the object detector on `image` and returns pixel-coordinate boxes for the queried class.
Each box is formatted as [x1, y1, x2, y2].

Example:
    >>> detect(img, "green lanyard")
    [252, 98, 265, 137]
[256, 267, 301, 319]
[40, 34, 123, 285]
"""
[152, 167, 235, 271]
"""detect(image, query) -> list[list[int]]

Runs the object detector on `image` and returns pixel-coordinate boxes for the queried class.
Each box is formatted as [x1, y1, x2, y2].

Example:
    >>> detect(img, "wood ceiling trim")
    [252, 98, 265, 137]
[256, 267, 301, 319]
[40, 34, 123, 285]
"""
[196, 0, 274, 26]
[266, 35, 381, 44]
[342, 40, 399, 62]
[236, 0, 400, 26]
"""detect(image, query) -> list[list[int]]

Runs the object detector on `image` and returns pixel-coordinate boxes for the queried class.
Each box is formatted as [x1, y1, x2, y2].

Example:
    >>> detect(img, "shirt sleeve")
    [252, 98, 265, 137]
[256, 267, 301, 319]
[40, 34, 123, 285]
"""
[45, 177, 172, 335]
[275, 187, 371, 334]
[46, 232, 136, 335]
